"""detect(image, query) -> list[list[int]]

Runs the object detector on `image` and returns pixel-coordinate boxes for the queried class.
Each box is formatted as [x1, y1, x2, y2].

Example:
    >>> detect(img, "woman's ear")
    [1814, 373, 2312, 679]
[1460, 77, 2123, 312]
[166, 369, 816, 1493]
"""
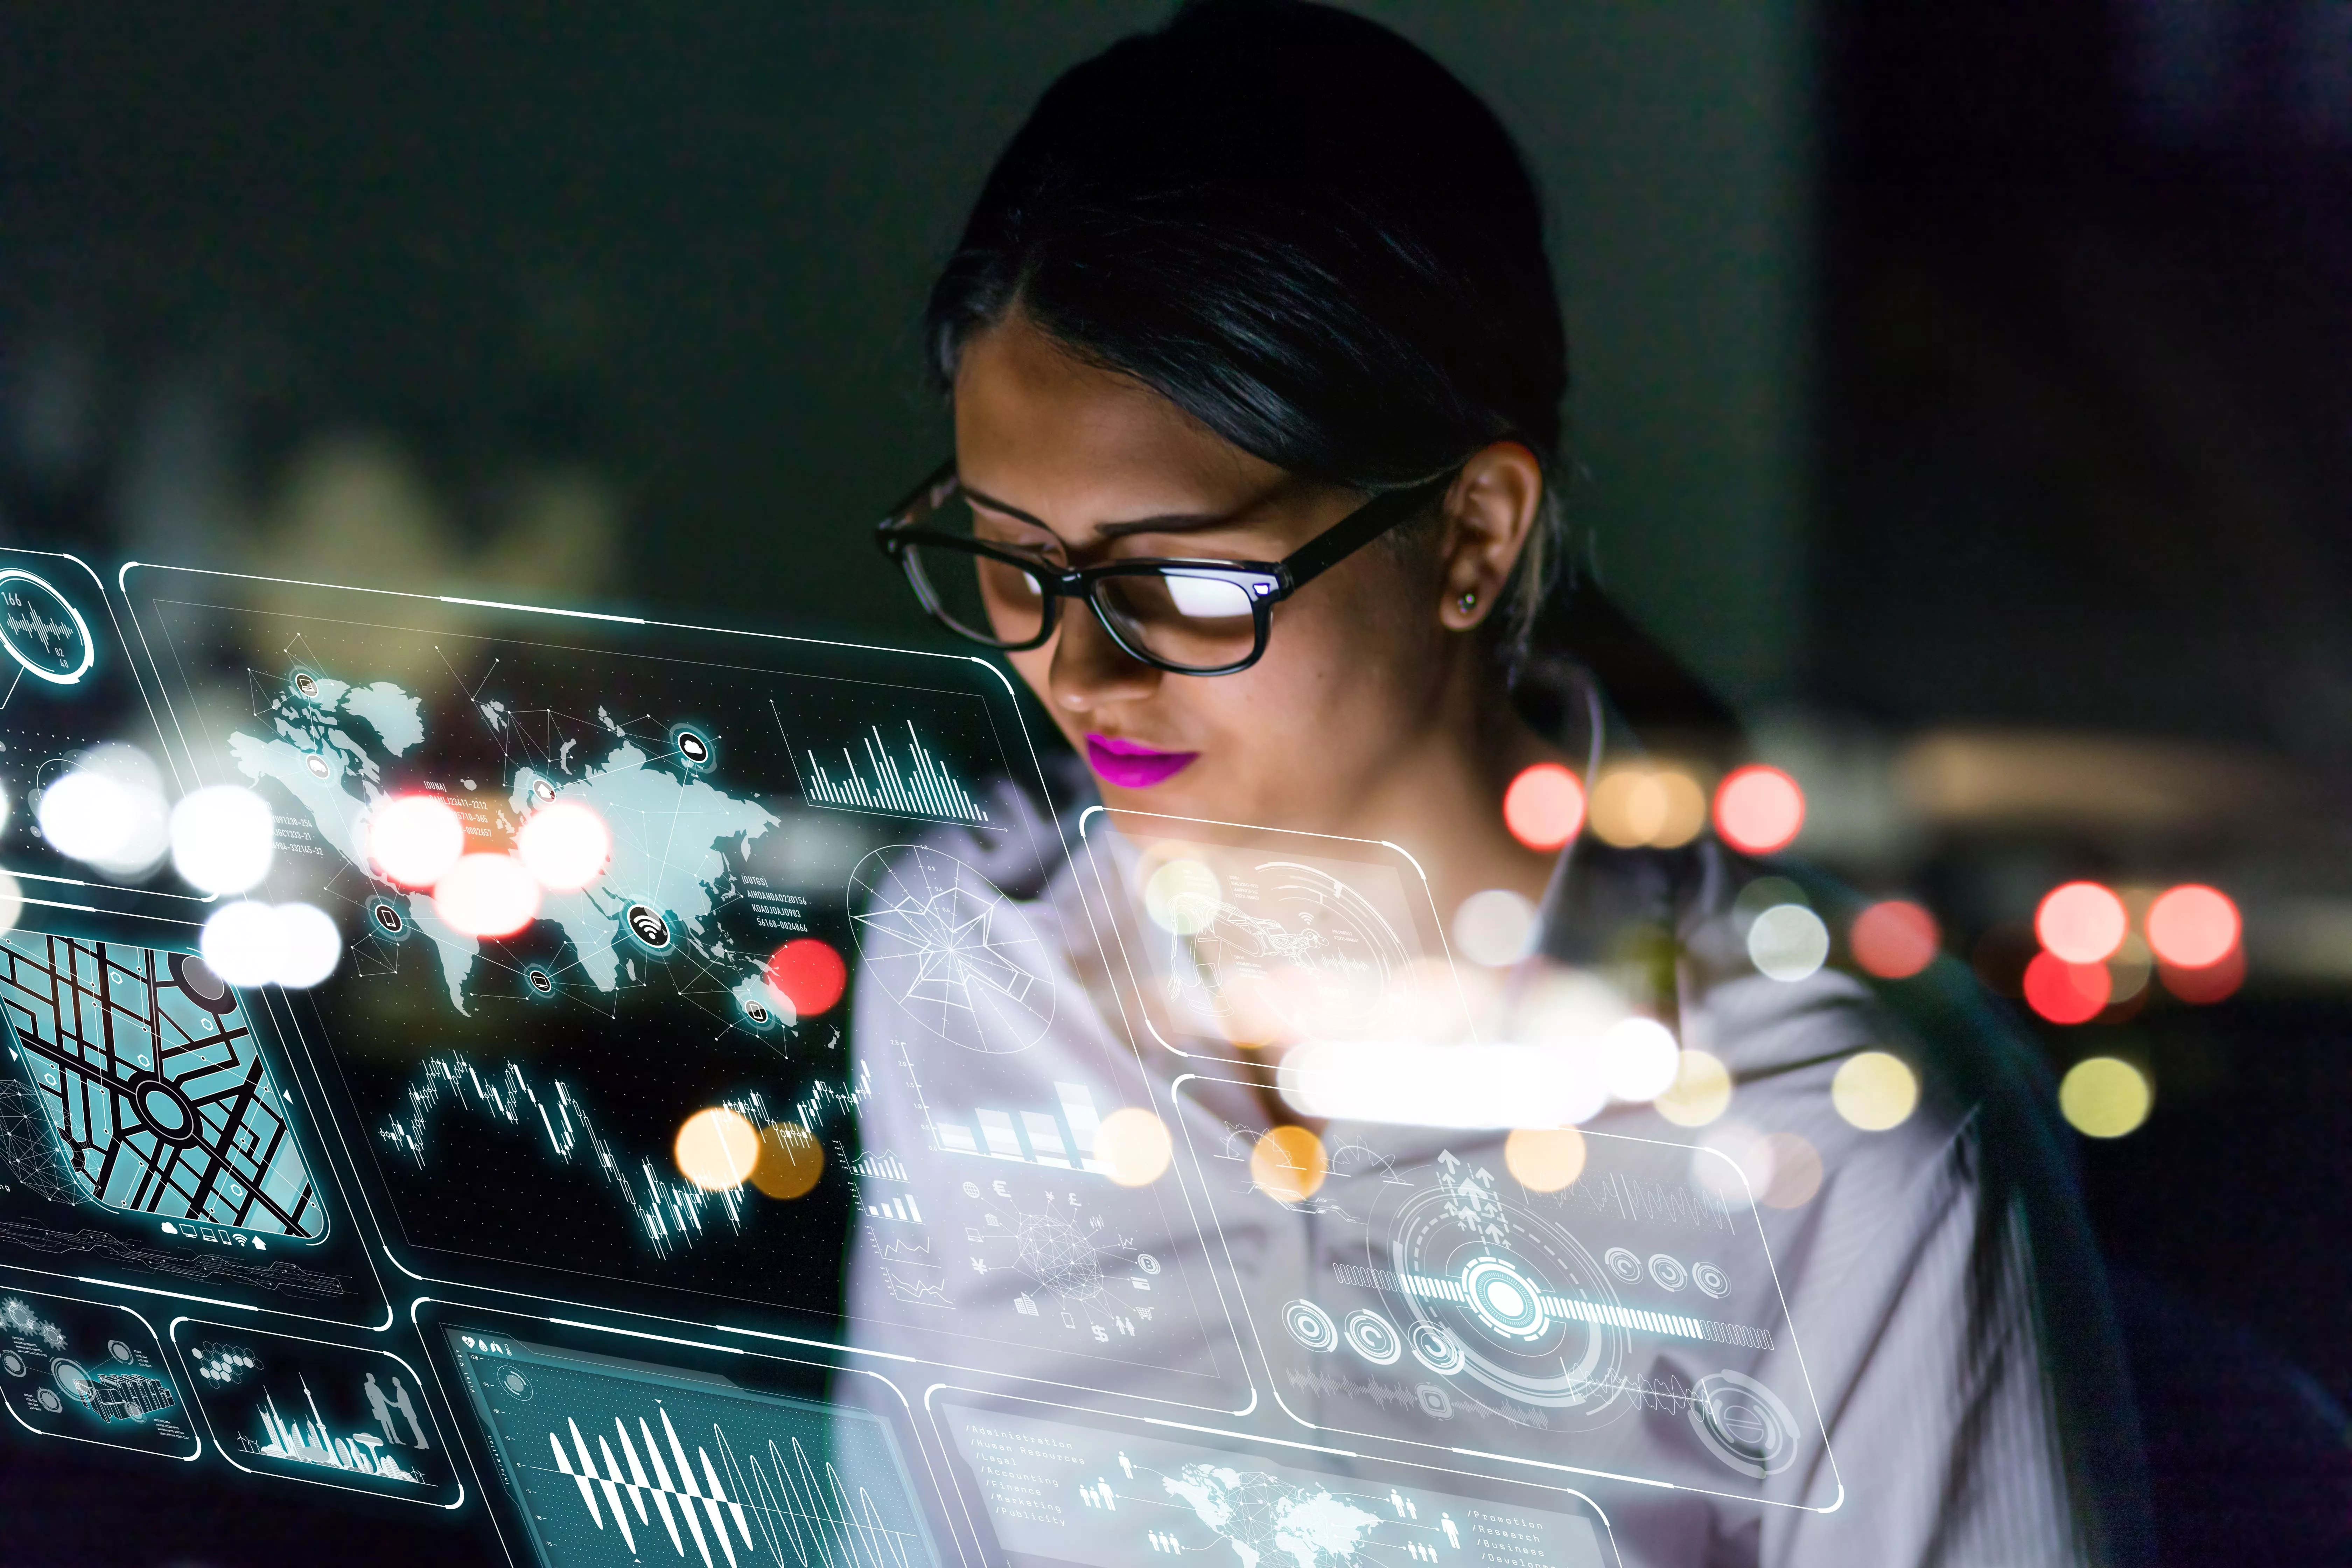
[1435, 442, 1545, 631]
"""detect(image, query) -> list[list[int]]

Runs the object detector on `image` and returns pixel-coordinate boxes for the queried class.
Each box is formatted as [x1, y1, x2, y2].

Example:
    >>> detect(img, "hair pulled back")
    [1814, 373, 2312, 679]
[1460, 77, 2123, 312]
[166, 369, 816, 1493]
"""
[926, 0, 1570, 647]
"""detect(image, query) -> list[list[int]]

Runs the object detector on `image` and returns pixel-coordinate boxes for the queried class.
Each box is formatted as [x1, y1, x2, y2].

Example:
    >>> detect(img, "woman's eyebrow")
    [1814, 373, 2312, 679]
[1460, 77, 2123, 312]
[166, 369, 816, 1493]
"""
[961, 485, 1240, 540]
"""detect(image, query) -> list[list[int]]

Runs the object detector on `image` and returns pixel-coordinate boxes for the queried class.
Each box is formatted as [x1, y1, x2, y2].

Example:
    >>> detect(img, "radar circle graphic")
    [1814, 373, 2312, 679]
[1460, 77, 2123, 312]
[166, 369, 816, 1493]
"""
[1386, 1166, 1630, 1424]
[1648, 1254, 1689, 1292]
[0, 569, 94, 686]
[1343, 1309, 1402, 1365]
[496, 1365, 534, 1402]
[1688, 1370, 1802, 1479]
[1283, 1299, 1338, 1353]
[1604, 1247, 1643, 1284]
[1175, 861, 1410, 1037]
[848, 845, 1057, 1054]
[1692, 1261, 1730, 1299]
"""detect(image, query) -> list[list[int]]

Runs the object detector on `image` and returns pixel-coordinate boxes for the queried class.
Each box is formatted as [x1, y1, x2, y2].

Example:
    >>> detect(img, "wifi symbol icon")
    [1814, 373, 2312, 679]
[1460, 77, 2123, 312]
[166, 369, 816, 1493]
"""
[624, 903, 673, 952]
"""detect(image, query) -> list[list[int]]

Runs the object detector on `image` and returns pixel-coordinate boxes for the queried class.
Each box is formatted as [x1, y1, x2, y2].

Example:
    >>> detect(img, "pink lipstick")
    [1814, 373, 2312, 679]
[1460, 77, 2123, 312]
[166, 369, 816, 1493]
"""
[1085, 732, 1199, 789]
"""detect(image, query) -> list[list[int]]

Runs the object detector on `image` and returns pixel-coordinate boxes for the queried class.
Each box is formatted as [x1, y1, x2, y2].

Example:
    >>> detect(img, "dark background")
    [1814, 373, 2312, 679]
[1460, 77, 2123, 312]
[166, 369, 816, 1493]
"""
[2, 2, 2350, 1562]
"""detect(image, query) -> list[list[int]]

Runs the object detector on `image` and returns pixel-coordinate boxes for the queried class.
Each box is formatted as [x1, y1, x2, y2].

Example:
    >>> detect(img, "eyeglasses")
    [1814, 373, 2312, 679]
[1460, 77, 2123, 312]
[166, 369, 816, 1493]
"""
[875, 460, 1455, 676]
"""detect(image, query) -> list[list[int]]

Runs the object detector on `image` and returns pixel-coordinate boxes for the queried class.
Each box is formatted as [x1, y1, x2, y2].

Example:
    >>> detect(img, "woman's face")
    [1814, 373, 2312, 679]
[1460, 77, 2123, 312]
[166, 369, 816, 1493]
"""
[951, 312, 1482, 835]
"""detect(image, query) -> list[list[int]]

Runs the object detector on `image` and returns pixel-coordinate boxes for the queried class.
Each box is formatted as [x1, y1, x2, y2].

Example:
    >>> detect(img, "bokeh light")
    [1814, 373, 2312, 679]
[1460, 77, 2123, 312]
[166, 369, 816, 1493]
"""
[1452, 888, 1539, 967]
[2159, 943, 2245, 1005]
[1250, 1125, 1328, 1203]
[515, 800, 610, 891]
[750, 1122, 825, 1199]
[1692, 1120, 1775, 1210]
[2023, 951, 2111, 1024]
[1713, 764, 1806, 854]
[1502, 762, 1585, 851]
[1096, 1107, 1174, 1187]
[39, 745, 170, 876]
[1759, 1132, 1823, 1209]
[1747, 904, 1830, 982]
[674, 1106, 761, 1191]
[766, 938, 846, 1018]
[368, 794, 466, 888]
[1850, 899, 1940, 980]
[1653, 1049, 1733, 1127]
[1504, 1127, 1587, 1192]
[200, 901, 287, 987]
[1143, 855, 1222, 936]
[2058, 1057, 2152, 1139]
[273, 902, 342, 988]
[1831, 1051, 1919, 1131]
[2146, 884, 2239, 969]
[432, 853, 542, 938]
[168, 784, 276, 895]
[2036, 881, 2127, 964]
[1589, 765, 1708, 849]
[1598, 1016, 1680, 1101]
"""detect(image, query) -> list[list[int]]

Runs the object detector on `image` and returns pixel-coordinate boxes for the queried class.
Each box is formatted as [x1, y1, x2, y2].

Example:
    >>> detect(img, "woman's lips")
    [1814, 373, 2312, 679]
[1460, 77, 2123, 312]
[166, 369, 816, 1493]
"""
[1085, 732, 1199, 789]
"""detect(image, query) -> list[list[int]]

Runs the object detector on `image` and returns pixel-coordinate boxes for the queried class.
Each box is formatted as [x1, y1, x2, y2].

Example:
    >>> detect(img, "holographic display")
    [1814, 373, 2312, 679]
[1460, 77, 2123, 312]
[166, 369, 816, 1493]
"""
[172, 1318, 463, 1504]
[936, 1400, 1612, 1568]
[0, 1285, 197, 1458]
[1172, 1072, 1837, 1508]
[445, 1329, 940, 1568]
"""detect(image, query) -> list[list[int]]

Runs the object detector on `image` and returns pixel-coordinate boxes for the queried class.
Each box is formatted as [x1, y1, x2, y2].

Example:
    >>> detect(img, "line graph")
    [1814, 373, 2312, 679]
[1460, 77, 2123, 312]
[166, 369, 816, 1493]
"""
[788, 720, 990, 825]
[451, 1332, 937, 1568]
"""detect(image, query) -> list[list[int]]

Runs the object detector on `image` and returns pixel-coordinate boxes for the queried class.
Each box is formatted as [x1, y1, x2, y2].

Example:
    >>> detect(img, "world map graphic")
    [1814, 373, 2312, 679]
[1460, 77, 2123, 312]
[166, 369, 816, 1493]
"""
[1161, 1464, 1384, 1568]
[227, 673, 783, 1019]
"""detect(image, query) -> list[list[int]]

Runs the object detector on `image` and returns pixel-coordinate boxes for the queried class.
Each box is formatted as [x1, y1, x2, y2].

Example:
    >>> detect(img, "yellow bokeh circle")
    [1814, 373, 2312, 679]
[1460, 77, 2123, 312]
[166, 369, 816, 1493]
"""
[2059, 1056, 2152, 1139]
[1251, 1125, 1328, 1204]
[1653, 1050, 1733, 1127]
[1096, 1107, 1175, 1188]
[751, 1122, 825, 1199]
[674, 1106, 761, 1192]
[1504, 1127, 1588, 1192]
[1831, 1051, 1919, 1132]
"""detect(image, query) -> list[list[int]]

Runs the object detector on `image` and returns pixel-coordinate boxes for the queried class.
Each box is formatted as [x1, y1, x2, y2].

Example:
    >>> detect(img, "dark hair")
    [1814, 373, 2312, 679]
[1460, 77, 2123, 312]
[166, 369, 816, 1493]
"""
[926, 0, 1569, 648]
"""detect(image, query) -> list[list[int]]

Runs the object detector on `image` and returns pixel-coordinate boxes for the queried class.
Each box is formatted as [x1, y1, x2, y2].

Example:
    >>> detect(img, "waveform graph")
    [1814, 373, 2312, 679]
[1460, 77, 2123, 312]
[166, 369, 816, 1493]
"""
[788, 719, 991, 826]
[448, 1330, 941, 1568]
[849, 846, 1057, 1055]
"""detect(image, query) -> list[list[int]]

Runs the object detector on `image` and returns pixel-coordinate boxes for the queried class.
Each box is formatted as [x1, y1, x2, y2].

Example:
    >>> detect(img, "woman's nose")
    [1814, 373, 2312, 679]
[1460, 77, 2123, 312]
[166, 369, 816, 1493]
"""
[1049, 599, 1161, 711]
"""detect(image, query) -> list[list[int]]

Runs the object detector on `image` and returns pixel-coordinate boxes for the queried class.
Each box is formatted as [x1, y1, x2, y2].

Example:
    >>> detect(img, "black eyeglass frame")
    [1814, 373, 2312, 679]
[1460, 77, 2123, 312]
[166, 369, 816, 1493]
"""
[875, 460, 1458, 676]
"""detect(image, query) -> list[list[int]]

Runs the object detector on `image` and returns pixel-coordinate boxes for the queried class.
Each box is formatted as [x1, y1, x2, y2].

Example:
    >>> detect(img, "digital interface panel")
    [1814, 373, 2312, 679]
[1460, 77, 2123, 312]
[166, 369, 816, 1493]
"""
[934, 1395, 1614, 1568]
[0, 557, 1916, 1561]
[445, 1328, 939, 1568]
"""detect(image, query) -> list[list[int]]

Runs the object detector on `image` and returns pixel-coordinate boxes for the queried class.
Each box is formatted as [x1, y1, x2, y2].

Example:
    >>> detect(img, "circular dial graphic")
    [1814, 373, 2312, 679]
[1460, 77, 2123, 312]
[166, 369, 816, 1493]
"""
[0, 568, 94, 686]
[1171, 860, 1409, 1037]
[1381, 1161, 1630, 1425]
[849, 845, 1057, 1053]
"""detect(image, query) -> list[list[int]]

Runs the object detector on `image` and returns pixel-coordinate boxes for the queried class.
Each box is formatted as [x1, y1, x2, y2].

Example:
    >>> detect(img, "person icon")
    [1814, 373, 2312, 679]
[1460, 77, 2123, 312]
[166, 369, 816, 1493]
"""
[386, 1374, 429, 1449]
[1441, 1513, 1459, 1549]
[364, 1371, 397, 1445]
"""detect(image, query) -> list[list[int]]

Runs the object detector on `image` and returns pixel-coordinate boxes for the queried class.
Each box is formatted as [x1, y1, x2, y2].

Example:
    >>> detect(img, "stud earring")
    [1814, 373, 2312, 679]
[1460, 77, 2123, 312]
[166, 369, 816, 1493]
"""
[1456, 589, 1479, 615]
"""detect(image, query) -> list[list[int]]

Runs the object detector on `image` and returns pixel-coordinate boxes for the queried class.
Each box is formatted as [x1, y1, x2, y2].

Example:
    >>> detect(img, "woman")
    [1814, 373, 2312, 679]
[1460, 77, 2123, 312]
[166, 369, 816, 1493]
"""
[851, 4, 2150, 1563]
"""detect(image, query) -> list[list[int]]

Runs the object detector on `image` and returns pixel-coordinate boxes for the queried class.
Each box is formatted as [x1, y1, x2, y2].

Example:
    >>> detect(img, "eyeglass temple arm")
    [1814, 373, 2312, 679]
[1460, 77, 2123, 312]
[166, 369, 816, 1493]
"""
[1275, 474, 1456, 592]
[877, 460, 963, 542]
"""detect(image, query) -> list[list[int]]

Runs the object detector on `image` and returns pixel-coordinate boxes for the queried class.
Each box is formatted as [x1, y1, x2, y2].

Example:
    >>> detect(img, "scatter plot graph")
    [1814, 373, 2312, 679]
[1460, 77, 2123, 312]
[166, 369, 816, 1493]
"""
[849, 847, 1056, 1054]
[0, 936, 325, 1239]
[449, 1331, 939, 1568]
[796, 722, 990, 825]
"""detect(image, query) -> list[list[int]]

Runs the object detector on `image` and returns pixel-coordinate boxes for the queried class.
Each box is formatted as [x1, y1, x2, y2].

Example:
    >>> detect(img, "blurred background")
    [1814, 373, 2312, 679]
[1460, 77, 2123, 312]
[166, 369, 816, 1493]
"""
[2, 0, 2348, 1559]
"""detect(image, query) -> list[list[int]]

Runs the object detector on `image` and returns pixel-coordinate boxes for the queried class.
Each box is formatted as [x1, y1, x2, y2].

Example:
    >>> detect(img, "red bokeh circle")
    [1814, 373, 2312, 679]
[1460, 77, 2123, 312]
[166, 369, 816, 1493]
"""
[766, 939, 847, 1018]
[1503, 763, 1585, 852]
[1713, 765, 1806, 855]
[2023, 951, 2111, 1024]
[1850, 899, 1940, 980]
[2146, 884, 2240, 969]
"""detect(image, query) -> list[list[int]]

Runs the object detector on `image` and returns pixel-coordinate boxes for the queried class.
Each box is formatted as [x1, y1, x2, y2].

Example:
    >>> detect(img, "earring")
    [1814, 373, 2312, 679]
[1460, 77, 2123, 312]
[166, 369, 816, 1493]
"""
[1456, 589, 1479, 615]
